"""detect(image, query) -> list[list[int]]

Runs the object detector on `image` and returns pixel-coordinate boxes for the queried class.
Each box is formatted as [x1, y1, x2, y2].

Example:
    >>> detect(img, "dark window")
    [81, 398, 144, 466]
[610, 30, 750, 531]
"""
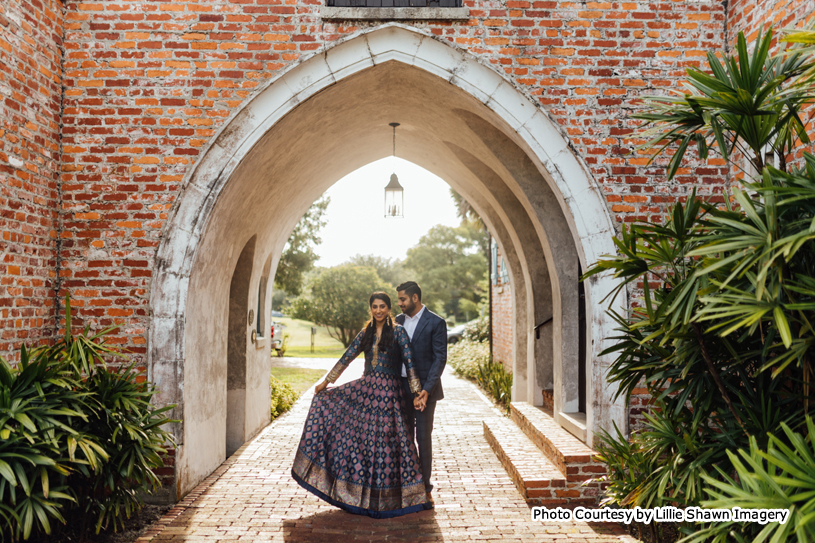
[490, 240, 498, 285]
[326, 0, 462, 7]
[578, 262, 586, 414]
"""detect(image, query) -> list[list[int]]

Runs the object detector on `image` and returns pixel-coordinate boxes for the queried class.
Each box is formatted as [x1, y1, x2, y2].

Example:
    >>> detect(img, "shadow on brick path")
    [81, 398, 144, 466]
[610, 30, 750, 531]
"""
[139, 363, 637, 542]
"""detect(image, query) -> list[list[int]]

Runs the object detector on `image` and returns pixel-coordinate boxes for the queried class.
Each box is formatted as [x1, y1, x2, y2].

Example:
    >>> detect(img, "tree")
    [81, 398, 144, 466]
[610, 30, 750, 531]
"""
[404, 222, 488, 322]
[274, 197, 330, 297]
[289, 265, 392, 347]
[271, 289, 289, 311]
[584, 27, 815, 542]
[346, 254, 407, 287]
[450, 189, 489, 255]
[450, 188, 481, 224]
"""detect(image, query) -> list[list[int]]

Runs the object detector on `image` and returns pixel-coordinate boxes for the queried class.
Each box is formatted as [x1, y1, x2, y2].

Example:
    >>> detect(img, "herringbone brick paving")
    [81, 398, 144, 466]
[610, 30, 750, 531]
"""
[138, 363, 637, 542]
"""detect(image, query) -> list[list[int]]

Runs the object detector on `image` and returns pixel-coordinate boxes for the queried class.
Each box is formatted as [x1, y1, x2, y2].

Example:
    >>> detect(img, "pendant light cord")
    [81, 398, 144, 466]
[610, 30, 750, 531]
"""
[392, 125, 396, 157]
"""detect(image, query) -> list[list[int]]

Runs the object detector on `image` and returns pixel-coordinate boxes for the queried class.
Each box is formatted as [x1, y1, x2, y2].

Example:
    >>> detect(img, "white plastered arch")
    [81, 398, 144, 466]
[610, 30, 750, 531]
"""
[148, 23, 625, 499]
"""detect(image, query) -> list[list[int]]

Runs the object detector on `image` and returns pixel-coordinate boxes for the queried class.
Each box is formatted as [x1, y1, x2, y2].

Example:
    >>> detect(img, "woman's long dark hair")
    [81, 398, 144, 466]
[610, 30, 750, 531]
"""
[359, 292, 394, 354]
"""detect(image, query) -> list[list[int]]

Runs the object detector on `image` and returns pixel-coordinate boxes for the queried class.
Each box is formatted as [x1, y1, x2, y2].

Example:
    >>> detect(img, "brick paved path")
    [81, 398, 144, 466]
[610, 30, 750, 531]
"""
[140, 363, 636, 542]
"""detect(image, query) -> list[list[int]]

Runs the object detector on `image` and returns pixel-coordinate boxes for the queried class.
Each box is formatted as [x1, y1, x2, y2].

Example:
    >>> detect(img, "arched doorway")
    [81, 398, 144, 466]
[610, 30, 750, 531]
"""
[226, 235, 256, 457]
[148, 23, 625, 499]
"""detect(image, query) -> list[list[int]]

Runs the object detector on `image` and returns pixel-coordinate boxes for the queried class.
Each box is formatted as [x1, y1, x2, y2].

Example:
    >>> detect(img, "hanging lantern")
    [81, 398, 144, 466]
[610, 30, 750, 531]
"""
[384, 173, 404, 218]
[385, 122, 404, 218]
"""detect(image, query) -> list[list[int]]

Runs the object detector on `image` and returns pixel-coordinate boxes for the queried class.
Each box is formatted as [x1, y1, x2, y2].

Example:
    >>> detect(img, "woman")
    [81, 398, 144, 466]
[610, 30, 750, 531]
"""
[291, 292, 432, 518]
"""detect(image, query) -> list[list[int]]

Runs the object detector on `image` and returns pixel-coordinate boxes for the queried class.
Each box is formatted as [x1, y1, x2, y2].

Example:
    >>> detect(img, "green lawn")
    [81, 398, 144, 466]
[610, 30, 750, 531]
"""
[276, 317, 348, 358]
[269, 367, 327, 396]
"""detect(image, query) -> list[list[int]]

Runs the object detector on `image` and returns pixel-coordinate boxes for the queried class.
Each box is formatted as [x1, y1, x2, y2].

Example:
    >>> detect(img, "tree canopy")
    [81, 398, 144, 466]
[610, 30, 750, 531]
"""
[273, 197, 330, 297]
[450, 189, 489, 255]
[346, 254, 407, 287]
[404, 221, 488, 323]
[289, 265, 392, 347]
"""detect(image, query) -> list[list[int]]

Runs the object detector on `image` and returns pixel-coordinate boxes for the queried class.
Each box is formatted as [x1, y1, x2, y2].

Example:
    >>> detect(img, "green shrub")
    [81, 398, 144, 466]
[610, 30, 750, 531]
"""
[447, 339, 489, 380]
[276, 333, 290, 358]
[593, 403, 720, 510]
[448, 335, 512, 410]
[476, 360, 513, 412]
[463, 315, 490, 343]
[0, 298, 177, 541]
[592, 422, 657, 509]
[0, 344, 86, 540]
[583, 26, 815, 542]
[270, 375, 298, 419]
[682, 417, 815, 543]
[72, 363, 176, 534]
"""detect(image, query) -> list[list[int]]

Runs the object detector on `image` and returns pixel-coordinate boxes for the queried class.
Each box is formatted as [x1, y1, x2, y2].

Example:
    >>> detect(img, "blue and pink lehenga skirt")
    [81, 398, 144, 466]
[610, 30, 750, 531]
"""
[291, 371, 431, 518]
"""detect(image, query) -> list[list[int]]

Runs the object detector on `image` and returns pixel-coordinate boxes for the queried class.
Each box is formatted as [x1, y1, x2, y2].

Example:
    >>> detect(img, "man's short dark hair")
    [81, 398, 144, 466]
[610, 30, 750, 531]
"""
[396, 281, 422, 302]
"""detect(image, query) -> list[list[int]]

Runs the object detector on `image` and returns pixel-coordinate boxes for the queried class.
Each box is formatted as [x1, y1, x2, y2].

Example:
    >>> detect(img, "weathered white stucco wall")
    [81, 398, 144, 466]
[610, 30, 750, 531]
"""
[149, 25, 625, 499]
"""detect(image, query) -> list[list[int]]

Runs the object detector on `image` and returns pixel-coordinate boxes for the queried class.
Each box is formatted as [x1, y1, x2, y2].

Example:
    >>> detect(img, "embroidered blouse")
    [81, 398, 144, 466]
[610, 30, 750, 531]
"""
[324, 324, 422, 394]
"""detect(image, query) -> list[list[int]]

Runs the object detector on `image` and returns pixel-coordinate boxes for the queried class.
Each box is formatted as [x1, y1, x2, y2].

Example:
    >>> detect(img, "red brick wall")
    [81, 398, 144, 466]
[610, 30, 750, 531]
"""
[4, 0, 814, 495]
[622, 0, 815, 432]
[727, 0, 815, 44]
[0, 0, 64, 363]
[55, 0, 728, 369]
[726, 0, 815, 179]
[491, 248, 512, 371]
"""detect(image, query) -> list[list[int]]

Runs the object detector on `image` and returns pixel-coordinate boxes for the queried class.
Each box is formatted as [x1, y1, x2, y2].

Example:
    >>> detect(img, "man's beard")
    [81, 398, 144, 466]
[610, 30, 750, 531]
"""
[403, 300, 416, 315]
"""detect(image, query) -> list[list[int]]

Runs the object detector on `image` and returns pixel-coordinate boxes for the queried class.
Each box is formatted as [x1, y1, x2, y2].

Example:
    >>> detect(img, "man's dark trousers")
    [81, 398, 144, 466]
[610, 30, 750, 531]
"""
[401, 378, 437, 493]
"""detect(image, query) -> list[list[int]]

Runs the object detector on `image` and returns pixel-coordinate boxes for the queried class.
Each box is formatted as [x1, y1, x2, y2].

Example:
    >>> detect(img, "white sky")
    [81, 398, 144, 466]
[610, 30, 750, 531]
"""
[315, 158, 461, 267]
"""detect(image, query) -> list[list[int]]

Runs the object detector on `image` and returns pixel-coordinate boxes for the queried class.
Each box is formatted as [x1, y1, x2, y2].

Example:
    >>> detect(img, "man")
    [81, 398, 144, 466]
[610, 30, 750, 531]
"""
[396, 281, 447, 505]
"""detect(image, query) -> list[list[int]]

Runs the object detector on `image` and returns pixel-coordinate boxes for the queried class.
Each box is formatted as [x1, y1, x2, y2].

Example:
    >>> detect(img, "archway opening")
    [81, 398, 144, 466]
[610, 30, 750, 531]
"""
[272, 156, 483, 319]
[226, 235, 256, 457]
[149, 25, 623, 499]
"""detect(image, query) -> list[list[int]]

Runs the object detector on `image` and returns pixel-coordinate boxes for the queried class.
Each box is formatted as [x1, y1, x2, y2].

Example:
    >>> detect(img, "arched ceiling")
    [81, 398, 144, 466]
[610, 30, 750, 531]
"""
[203, 61, 571, 271]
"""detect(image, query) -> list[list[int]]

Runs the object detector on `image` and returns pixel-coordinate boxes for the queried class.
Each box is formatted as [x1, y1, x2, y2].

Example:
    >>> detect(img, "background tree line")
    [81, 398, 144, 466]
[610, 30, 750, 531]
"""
[272, 192, 490, 346]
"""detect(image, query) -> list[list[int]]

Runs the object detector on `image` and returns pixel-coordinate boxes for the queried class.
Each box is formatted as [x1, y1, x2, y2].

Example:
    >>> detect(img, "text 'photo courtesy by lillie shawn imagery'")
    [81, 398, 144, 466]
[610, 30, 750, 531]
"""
[532, 506, 791, 526]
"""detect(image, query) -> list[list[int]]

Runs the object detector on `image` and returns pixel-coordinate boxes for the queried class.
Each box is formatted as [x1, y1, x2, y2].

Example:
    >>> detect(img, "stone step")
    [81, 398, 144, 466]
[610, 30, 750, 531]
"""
[483, 417, 598, 506]
[510, 402, 607, 485]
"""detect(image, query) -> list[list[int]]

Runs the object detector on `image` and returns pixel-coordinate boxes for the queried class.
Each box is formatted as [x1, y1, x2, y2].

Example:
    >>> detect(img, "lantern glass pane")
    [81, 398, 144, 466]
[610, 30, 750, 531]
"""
[385, 188, 403, 218]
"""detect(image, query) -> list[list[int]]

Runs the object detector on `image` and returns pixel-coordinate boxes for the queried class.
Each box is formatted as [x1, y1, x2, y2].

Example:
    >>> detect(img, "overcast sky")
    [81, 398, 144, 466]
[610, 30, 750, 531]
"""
[315, 158, 461, 267]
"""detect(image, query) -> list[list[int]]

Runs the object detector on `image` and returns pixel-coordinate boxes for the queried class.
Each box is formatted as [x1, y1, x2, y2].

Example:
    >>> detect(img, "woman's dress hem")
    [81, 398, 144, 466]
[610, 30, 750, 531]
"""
[291, 470, 432, 519]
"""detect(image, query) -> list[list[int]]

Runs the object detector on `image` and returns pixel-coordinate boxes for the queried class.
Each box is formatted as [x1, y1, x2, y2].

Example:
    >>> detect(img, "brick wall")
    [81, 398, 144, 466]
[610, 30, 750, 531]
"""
[491, 247, 512, 371]
[51, 0, 729, 369]
[0, 0, 64, 363]
[2, 0, 815, 500]
[726, 0, 815, 180]
[5, 0, 790, 428]
[727, 0, 815, 45]
[6, 0, 807, 425]
[624, 0, 815, 433]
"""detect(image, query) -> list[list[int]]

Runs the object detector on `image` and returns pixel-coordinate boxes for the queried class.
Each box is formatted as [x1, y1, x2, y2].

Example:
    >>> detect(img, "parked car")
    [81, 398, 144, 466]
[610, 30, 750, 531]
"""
[447, 318, 483, 344]
[270, 321, 285, 355]
[446, 324, 467, 344]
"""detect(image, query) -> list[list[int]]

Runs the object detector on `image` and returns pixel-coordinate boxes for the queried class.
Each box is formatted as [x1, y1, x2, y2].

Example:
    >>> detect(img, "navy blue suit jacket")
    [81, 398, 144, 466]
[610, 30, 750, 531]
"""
[397, 308, 447, 402]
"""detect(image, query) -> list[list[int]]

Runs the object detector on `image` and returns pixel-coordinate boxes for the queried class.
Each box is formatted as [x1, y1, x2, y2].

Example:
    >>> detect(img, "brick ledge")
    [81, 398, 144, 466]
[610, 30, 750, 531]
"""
[320, 7, 470, 20]
[511, 402, 606, 482]
[483, 418, 576, 505]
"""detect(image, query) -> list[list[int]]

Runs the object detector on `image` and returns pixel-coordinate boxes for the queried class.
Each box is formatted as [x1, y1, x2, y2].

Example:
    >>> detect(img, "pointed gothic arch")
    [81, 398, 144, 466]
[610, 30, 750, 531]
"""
[148, 23, 625, 499]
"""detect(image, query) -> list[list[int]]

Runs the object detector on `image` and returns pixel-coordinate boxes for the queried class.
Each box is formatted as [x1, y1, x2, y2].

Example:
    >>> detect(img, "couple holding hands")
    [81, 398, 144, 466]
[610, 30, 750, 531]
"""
[291, 281, 447, 518]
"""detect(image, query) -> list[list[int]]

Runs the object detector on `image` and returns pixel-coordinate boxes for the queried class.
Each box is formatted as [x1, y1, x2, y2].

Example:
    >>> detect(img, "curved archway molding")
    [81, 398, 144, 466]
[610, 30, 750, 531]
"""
[148, 22, 625, 499]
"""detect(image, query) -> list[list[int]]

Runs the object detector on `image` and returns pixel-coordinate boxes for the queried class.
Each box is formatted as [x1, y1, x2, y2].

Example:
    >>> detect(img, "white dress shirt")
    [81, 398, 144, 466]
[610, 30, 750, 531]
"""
[401, 305, 425, 377]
